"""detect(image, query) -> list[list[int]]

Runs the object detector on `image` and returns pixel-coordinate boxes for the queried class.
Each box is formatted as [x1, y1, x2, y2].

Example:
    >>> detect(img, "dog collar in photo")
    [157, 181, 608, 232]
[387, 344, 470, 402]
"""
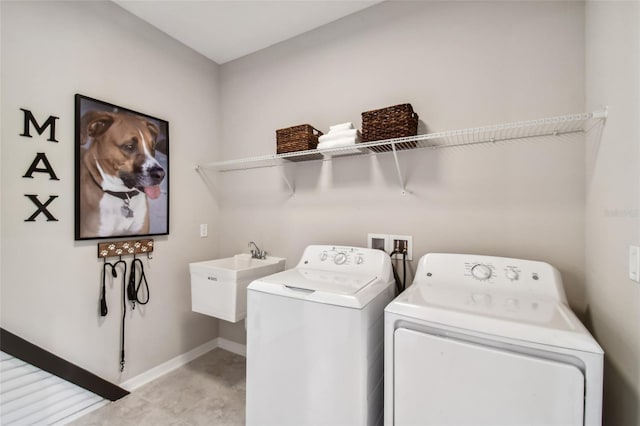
[104, 190, 142, 218]
[104, 189, 141, 200]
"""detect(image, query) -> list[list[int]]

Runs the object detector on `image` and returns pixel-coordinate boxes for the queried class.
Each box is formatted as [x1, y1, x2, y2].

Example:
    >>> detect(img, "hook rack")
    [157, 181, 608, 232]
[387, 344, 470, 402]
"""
[97, 239, 154, 258]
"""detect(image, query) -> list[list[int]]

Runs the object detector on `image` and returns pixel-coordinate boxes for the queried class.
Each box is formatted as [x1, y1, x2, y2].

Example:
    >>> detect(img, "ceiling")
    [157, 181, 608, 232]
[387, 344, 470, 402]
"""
[113, 0, 383, 64]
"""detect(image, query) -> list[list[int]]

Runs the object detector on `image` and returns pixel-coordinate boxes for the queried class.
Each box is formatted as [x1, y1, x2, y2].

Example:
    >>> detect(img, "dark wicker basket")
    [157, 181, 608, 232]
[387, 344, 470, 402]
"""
[361, 104, 419, 152]
[276, 124, 322, 152]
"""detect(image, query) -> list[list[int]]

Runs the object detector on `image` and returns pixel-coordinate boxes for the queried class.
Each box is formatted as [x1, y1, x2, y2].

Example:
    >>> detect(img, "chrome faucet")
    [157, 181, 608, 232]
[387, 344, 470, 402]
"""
[248, 241, 267, 259]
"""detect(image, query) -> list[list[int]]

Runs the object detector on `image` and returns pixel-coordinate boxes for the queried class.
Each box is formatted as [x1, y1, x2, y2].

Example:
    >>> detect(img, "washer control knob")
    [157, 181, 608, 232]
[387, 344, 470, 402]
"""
[471, 264, 492, 280]
[319, 252, 328, 261]
[505, 268, 519, 281]
[355, 255, 364, 265]
[334, 252, 347, 265]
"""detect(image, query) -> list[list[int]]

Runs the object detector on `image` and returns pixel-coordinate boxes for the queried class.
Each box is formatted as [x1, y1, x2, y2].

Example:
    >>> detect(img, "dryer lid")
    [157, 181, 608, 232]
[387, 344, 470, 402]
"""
[249, 268, 389, 308]
[386, 283, 603, 354]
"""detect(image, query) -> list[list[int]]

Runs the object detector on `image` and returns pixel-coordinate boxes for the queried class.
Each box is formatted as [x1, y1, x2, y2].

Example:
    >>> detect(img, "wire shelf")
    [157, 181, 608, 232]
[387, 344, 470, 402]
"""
[197, 110, 606, 173]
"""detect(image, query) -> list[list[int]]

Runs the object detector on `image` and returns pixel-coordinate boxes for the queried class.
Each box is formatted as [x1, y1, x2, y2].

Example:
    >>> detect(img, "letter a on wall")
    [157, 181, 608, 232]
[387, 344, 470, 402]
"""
[23, 152, 59, 180]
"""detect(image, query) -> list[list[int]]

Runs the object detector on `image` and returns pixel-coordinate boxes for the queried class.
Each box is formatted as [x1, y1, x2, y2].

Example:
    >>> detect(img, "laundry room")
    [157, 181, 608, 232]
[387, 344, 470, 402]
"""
[0, 1, 637, 425]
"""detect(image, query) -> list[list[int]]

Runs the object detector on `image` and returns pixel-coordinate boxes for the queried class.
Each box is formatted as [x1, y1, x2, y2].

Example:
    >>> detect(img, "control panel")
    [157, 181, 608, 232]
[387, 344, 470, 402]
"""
[407, 253, 566, 323]
[414, 253, 567, 302]
[297, 245, 388, 276]
[466, 261, 525, 283]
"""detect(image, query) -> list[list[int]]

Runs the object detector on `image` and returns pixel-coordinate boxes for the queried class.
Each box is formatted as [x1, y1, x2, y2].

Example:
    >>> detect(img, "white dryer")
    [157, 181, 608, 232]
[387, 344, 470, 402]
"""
[247, 245, 395, 426]
[384, 253, 603, 426]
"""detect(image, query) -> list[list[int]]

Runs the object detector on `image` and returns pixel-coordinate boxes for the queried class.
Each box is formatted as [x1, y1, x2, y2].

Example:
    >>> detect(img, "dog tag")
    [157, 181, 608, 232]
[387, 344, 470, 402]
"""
[121, 204, 134, 218]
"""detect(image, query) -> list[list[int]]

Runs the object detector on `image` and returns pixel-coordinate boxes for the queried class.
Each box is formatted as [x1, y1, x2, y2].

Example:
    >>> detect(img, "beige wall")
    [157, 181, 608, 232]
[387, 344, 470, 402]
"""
[0, 1, 220, 383]
[585, 2, 640, 425]
[216, 1, 587, 344]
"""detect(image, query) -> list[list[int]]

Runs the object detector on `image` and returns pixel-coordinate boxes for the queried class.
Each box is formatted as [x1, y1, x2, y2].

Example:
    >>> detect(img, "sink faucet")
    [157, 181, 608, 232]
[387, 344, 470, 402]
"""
[248, 241, 267, 259]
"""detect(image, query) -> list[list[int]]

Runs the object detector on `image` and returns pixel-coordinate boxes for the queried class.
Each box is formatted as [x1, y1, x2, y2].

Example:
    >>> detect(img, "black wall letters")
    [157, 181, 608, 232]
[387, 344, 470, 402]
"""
[21, 108, 60, 222]
[20, 108, 59, 142]
[23, 152, 60, 180]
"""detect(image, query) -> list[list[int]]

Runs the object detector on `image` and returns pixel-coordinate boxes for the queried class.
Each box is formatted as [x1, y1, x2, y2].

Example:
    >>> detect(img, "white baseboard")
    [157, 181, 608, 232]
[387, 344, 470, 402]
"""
[120, 338, 218, 391]
[217, 337, 247, 357]
[119, 337, 246, 392]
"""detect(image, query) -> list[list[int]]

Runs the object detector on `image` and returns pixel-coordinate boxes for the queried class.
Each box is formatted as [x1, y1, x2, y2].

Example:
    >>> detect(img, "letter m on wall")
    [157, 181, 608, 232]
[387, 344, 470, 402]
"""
[20, 108, 59, 142]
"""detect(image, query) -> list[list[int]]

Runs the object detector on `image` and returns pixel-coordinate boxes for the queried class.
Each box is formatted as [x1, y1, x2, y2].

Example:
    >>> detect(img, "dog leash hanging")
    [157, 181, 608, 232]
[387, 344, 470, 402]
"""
[127, 255, 150, 310]
[100, 259, 118, 316]
[111, 256, 128, 372]
[97, 239, 155, 372]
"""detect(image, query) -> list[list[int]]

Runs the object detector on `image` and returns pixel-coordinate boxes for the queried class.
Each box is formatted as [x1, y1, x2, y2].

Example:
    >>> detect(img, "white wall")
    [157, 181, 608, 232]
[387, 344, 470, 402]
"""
[216, 1, 587, 343]
[0, 1, 220, 383]
[585, 2, 640, 425]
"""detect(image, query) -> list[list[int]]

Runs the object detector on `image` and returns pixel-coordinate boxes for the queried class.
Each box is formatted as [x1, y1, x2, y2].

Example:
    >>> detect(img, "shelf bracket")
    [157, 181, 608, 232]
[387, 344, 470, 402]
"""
[279, 168, 295, 195]
[390, 143, 409, 195]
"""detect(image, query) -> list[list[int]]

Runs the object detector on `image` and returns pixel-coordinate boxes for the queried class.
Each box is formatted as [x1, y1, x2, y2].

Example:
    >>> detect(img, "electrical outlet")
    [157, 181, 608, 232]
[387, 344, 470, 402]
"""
[390, 234, 413, 261]
[368, 233, 390, 252]
[200, 224, 208, 238]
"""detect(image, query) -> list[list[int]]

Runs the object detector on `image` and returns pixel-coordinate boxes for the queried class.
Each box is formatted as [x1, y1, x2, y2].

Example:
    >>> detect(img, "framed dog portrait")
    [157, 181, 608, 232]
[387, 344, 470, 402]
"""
[74, 94, 169, 240]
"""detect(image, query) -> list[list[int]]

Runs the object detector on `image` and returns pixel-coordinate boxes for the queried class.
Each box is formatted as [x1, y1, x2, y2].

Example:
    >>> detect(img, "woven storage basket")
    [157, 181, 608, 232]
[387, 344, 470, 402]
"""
[361, 104, 419, 152]
[276, 124, 322, 153]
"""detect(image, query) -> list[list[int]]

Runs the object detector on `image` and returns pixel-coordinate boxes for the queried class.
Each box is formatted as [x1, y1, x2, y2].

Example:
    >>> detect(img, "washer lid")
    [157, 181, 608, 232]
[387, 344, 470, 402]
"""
[386, 282, 603, 354]
[249, 268, 388, 308]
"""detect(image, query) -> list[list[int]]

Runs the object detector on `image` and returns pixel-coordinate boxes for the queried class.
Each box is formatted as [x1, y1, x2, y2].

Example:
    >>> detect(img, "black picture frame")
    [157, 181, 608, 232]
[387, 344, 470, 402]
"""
[74, 94, 169, 240]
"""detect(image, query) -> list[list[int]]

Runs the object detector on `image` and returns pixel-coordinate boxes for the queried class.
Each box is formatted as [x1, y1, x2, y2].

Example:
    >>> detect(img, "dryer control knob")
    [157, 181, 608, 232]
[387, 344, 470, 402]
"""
[471, 264, 492, 280]
[505, 268, 519, 281]
[355, 255, 364, 265]
[319, 252, 328, 261]
[334, 252, 347, 265]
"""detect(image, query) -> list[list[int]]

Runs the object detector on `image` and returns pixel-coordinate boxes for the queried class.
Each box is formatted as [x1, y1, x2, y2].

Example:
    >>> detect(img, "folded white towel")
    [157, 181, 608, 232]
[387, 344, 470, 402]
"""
[321, 146, 367, 158]
[317, 136, 361, 150]
[329, 122, 354, 132]
[318, 129, 361, 143]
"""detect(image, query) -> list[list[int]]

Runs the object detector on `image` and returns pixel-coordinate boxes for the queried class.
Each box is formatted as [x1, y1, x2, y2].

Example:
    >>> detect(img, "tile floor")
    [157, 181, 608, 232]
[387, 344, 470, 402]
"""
[69, 349, 245, 426]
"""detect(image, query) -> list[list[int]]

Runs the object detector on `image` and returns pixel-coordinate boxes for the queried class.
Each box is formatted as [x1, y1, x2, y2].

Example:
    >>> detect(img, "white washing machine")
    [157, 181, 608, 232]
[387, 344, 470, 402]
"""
[384, 253, 603, 426]
[246, 245, 395, 426]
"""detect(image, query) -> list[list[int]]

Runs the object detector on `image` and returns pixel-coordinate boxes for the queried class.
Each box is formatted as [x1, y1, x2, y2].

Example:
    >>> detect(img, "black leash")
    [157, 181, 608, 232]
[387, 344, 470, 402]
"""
[110, 257, 128, 372]
[100, 254, 151, 372]
[127, 256, 150, 310]
[100, 257, 127, 318]
[100, 259, 116, 317]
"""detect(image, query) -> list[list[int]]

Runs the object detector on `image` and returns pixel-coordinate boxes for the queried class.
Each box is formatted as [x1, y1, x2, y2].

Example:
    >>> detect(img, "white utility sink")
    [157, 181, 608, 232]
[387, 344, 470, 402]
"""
[190, 254, 286, 322]
[196, 254, 285, 280]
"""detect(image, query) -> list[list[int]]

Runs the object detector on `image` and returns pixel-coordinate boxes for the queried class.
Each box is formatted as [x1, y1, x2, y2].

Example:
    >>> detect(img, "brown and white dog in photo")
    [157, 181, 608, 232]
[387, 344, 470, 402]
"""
[79, 111, 165, 238]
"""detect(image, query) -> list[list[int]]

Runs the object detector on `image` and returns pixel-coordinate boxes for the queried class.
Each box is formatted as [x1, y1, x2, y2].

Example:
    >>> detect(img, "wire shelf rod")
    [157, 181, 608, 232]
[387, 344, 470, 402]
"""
[196, 110, 606, 173]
